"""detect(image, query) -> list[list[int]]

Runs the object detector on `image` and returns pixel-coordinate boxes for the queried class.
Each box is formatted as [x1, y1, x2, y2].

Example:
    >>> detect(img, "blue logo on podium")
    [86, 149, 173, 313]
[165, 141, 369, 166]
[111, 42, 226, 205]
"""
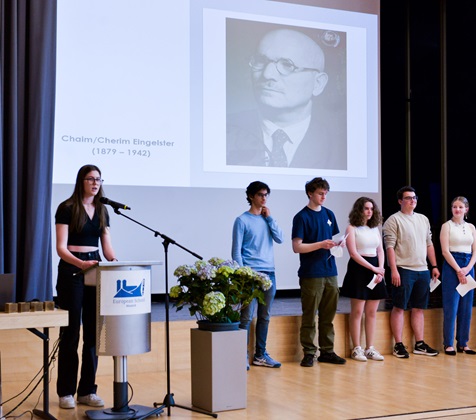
[113, 279, 145, 298]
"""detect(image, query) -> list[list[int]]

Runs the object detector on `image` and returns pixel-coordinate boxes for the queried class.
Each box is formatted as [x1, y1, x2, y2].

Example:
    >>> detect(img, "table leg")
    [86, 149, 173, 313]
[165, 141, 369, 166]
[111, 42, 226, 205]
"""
[29, 327, 56, 420]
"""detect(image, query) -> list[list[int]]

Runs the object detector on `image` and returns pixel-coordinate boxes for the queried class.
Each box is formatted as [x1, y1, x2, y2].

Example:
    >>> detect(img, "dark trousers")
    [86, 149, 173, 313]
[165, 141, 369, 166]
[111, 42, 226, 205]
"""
[56, 252, 99, 397]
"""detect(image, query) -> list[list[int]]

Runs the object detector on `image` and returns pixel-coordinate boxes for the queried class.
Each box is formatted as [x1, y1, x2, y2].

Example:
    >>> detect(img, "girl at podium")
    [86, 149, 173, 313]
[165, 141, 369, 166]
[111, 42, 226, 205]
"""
[54, 164, 118, 409]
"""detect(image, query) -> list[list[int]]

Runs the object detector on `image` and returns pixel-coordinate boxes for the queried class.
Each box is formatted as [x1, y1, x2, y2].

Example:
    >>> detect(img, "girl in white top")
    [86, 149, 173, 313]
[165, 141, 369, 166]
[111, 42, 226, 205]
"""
[440, 196, 476, 355]
[341, 197, 387, 362]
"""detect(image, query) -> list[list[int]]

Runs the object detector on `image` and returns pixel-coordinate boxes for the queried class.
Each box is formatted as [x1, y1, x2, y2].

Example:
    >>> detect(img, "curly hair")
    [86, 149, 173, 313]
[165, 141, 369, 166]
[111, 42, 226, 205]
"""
[245, 181, 270, 205]
[348, 197, 382, 228]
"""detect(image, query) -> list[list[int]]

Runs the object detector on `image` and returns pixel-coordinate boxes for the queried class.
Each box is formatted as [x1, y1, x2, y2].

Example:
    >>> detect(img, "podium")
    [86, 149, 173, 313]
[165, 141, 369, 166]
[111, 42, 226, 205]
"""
[84, 261, 162, 420]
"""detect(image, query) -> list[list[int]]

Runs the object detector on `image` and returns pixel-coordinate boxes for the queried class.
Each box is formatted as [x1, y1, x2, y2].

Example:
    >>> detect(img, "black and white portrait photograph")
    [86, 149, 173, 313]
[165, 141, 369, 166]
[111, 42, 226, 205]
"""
[225, 19, 347, 170]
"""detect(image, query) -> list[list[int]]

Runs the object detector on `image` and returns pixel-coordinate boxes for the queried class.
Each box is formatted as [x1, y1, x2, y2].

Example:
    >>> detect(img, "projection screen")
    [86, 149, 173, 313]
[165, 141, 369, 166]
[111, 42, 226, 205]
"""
[52, 0, 380, 293]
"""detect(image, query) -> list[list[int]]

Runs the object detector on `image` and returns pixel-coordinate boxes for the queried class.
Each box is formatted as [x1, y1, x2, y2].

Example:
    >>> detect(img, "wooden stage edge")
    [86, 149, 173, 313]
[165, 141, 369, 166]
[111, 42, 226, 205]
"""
[2, 307, 474, 382]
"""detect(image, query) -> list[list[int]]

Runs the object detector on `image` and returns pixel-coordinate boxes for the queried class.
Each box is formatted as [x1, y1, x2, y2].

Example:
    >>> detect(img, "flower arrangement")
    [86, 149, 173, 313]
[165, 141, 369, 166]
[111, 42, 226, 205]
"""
[170, 257, 272, 323]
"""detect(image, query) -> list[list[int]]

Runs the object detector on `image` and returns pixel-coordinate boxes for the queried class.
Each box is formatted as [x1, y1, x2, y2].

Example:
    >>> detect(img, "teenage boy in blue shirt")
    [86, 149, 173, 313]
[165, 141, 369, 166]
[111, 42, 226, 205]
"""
[232, 181, 283, 369]
[292, 177, 346, 367]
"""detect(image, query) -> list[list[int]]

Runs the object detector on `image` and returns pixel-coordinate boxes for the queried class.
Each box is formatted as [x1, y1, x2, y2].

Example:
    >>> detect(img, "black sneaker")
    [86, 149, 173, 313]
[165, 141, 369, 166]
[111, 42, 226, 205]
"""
[300, 353, 315, 367]
[317, 352, 346, 364]
[393, 342, 409, 358]
[413, 341, 439, 356]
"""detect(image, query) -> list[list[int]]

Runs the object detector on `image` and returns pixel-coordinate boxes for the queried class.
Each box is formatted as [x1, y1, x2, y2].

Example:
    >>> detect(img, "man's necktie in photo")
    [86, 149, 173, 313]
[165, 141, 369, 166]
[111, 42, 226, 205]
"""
[269, 129, 291, 167]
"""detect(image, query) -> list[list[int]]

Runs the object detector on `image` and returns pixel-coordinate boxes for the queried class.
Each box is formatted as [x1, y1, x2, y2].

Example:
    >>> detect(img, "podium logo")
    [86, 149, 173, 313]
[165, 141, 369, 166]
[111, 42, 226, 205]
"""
[113, 279, 145, 298]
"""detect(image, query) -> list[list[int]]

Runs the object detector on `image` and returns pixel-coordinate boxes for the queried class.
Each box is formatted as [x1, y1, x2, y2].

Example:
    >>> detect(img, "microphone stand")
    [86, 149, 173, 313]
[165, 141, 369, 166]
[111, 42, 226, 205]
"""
[112, 207, 217, 419]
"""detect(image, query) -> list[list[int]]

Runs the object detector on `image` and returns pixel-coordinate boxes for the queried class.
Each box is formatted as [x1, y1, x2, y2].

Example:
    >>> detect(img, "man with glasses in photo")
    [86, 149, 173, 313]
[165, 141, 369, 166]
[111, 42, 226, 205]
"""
[382, 186, 440, 358]
[226, 27, 346, 169]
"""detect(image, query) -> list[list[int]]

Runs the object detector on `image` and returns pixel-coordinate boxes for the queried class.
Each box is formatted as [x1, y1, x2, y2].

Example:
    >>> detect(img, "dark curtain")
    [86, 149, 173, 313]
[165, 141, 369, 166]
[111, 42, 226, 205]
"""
[0, 0, 56, 301]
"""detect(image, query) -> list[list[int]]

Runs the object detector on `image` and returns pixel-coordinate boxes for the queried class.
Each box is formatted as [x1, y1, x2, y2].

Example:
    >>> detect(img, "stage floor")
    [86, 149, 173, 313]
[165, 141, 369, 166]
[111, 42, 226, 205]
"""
[151, 296, 388, 322]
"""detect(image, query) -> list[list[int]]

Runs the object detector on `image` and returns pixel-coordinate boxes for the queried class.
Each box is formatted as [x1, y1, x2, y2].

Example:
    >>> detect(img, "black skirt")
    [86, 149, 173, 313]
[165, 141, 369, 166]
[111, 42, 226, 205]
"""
[340, 256, 388, 300]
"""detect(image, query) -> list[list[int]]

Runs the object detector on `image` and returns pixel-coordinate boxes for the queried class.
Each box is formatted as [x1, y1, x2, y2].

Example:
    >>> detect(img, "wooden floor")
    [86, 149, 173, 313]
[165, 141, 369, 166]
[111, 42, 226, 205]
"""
[2, 355, 476, 419]
[3, 308, 476, 419]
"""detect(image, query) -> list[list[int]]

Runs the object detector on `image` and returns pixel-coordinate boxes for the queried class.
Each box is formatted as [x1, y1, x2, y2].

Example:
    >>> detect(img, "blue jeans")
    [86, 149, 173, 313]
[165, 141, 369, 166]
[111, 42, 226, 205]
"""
[442, 252, 474, 347]
[240, 271, 276, 357]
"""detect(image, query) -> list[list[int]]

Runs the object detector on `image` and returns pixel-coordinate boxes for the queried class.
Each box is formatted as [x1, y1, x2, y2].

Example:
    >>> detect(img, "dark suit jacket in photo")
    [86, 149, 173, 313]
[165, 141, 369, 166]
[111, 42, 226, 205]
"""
[226, 107, 347, 170]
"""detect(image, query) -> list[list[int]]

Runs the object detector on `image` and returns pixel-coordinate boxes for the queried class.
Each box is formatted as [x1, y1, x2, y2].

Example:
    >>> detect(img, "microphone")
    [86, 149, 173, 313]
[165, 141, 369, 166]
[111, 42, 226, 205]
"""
[99, 197, 131, 210]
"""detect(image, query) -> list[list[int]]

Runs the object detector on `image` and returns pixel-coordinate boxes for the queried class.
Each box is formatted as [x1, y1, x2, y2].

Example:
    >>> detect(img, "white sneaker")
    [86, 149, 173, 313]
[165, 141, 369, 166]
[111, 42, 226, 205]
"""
[351, 346, 367, 362]
[77, 393, 105, 407]
[59, 395, 76, 409]
[365, 346, 384, 361]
